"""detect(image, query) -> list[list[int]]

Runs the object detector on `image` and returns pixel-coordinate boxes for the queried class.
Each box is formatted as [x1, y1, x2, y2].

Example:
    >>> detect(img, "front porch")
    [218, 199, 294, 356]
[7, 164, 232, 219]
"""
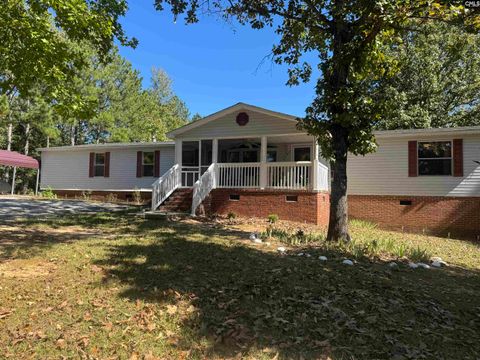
[151, 134, 330, 216]
[151, 103, 330, 220]
[177, 135, 329, 191]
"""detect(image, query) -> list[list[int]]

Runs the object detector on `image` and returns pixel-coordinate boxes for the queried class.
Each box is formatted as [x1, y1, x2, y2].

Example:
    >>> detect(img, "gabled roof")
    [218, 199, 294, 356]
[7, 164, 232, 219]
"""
[167, 102, 299, 138]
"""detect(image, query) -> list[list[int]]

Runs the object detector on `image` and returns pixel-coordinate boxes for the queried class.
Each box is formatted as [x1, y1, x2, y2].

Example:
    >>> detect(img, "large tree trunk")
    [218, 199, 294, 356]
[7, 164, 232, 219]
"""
[326, 125, 350, 242]
[326, 3, 352, 242]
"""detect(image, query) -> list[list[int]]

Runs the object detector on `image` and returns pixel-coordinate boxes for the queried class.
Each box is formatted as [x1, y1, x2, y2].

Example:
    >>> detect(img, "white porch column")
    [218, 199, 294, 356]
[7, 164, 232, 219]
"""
[175, 139, 182, 166]
[212, 138, 218, 163]
[212, 138, 218, 188]
[260, 136, 267, 189]
[312, 137, 320, 191]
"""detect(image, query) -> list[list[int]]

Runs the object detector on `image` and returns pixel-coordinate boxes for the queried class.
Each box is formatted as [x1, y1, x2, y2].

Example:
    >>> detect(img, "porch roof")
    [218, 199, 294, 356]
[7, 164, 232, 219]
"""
[167, 102, 300, 139]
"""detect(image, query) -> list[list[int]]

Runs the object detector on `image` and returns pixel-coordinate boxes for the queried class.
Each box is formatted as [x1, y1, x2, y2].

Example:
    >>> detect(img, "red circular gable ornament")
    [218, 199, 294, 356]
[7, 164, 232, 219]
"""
[236, 112, 249, 126]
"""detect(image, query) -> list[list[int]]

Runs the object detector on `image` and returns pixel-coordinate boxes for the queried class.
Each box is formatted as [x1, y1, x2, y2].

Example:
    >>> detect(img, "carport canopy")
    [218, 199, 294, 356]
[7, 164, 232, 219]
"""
[0, 150, 40, 195]
[0, 150, 39, 169]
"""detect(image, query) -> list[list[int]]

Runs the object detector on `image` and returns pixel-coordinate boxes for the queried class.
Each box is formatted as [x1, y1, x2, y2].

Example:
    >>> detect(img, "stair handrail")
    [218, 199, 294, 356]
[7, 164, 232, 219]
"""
[191, 163, 216, 216]
[151, 164, 180, 211]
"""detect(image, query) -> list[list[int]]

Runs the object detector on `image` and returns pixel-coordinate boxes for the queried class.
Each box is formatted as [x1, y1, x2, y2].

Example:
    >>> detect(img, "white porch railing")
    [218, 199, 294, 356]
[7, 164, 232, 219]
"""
[151, 164, 180, 211]
[267, 162, 312, 190]
[151, 161, 330, 213]
[191, 163, 216, 216]
[181, 166, 200, 187]
[217, 163, 260, 188]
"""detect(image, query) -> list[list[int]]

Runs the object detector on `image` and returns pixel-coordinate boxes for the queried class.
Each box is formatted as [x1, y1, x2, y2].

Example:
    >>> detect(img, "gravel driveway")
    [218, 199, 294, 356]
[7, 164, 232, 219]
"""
[0, 196, 131, 220]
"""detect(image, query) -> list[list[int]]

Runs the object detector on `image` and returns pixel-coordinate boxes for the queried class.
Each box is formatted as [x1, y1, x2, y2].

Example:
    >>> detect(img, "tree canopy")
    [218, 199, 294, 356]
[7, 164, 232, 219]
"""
[0, 0, 136, 98]
[374, 22, 480, 130]
[153, 0, 480, 241]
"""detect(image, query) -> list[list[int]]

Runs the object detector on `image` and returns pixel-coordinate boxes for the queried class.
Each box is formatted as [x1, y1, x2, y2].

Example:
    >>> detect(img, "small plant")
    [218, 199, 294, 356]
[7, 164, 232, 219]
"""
[81, 190, 92, 200]
[408, 246, 431, 263]
[41, 186, 57, 199]
[395, 243, 407, 258]
[132, 188, 142, 204]
[266, 214, 279, 237]
[105, 193, 118, 203]
[227, 212, 237, 220]
[350, 219, 378, 229]
[261, 227, 325, 246]
[267, 214, 279, 224]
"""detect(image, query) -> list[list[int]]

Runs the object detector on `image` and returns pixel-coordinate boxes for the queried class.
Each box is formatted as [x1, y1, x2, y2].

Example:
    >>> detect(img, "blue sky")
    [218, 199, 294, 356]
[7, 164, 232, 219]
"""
[118, 2, 318, 118]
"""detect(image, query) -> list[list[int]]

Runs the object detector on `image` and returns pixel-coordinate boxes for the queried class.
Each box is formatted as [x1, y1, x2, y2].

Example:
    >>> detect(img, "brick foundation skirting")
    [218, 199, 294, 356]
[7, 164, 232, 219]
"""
[204, 189, 330, 226]
[52, 189, 152, 202]
[348, 195, 480, 238]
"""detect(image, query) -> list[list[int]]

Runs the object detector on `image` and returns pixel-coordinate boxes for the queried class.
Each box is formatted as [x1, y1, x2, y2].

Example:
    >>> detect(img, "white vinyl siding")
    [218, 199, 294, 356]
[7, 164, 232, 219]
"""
[175, 110, 302, 139]
[41, 146, 175, 191]
[347, 135, 480, 197]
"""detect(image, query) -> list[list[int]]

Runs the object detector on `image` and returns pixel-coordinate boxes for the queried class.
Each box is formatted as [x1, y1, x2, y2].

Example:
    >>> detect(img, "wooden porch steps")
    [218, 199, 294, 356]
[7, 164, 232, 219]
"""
[157, 188, 192, 213]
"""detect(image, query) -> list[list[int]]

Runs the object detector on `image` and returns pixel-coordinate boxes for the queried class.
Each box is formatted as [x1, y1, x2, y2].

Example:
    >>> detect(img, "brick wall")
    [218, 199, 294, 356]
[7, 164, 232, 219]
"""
[53, 190, 152, 202]
[205, 189, 329, 226]
[349, 195, 480, 238]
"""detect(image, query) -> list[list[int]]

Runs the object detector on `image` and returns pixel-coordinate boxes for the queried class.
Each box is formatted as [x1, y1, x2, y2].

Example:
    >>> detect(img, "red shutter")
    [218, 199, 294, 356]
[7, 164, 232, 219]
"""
[453, 139, 463, 177]
[104, 152, 110, 178]
[408, 141, 417, 177]
[89, 152, 95, 178]
[136, 151, 143, 178]
[154, 150, 160, 177]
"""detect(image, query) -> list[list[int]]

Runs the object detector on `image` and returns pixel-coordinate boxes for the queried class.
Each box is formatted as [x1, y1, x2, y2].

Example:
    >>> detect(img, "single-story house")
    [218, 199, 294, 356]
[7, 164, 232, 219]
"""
[39, 103, 480, 237]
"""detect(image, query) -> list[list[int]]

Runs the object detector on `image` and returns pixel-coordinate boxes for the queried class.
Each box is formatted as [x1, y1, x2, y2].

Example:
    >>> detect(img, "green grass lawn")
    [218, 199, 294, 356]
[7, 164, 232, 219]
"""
[1, 211, 479, 359]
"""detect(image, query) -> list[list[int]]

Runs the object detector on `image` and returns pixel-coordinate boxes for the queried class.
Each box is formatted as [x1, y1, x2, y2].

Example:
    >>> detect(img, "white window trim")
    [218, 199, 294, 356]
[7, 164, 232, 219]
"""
[417, 140, 453, 176]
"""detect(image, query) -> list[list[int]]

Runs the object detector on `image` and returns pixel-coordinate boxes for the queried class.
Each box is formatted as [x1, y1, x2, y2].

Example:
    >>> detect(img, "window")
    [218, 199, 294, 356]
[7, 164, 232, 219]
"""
[142, 152, 154, 177]
[242, 150, 258, 163]
[418, 141, 452, 176]
[293, 146, 311, 162]
[267, 150, 277, 162]
[94, 153, 105, 177]
[226, 149, 259, 163]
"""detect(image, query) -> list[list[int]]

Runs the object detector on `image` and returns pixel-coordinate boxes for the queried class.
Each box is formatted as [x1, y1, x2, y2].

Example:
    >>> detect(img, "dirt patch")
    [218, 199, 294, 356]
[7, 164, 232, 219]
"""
[0, 225, 105, 246]
[183, 215, 327, 234]
[0, 259, 57, 279]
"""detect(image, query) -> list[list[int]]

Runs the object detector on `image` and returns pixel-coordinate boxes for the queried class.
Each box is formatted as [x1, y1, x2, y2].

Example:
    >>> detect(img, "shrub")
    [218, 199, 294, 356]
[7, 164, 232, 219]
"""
[41, 187, 57, 199]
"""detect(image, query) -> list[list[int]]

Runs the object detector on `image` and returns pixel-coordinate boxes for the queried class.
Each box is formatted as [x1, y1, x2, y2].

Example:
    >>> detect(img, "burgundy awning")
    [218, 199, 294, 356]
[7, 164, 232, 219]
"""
[0, 150, 39, 169]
